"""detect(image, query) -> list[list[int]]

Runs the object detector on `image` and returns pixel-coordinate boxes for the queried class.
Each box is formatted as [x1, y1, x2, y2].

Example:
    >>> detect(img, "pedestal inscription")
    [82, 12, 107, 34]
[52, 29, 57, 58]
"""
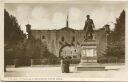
[77, 40, 105, 71]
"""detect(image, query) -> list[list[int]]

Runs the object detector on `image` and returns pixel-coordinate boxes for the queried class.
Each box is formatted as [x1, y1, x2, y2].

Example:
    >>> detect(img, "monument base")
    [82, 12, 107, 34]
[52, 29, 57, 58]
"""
[76, 63, 106, 71]
[78, 39, 106, 71]
[76, 58, 106, 71]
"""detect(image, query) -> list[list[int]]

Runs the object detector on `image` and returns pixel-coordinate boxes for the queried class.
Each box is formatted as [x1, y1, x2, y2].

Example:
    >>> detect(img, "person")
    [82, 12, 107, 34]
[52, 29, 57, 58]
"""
[84, 15, 95, 40]
[60, 57, 66, 73]
[65, 57, 69, 73]
[65, 56, 71, 73]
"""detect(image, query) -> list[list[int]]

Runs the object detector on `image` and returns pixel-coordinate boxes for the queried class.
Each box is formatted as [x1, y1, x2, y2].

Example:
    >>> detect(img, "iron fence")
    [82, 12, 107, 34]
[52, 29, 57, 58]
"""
[6, 57, 125, 67]
[97, 57, 125, 64]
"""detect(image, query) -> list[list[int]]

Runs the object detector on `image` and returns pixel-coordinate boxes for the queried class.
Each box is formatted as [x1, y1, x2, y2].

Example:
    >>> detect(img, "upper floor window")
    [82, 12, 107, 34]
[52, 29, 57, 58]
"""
[74, 50, 76, 52]
[72, 36, 75, 42]
[61, 36, 64, 42]
[42, 35, 45, 39]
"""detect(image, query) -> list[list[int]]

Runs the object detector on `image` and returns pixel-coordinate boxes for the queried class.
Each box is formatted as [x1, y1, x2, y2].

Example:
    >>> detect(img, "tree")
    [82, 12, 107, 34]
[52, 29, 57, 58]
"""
[105, 10, 125, 60]
[4, 9, 26, 69]
[4, 9, 26, 45]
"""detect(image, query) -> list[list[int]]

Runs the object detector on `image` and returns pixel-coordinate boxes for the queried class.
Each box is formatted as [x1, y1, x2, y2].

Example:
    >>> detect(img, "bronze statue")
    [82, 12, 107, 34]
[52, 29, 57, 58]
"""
[84, 15, 95, 40]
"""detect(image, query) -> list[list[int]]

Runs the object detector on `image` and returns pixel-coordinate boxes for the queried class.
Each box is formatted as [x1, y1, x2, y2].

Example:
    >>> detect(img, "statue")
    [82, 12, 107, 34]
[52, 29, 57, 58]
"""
[84, 15, 95, 40]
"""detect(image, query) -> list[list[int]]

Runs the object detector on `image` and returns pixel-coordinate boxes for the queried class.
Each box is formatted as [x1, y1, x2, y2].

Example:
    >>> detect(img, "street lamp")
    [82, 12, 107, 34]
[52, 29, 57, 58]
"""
[104, 24, 110, 50]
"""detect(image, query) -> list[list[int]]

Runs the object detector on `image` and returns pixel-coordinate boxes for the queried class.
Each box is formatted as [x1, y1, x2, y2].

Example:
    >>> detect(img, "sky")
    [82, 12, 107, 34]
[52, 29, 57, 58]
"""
[5, 3, 125, 33]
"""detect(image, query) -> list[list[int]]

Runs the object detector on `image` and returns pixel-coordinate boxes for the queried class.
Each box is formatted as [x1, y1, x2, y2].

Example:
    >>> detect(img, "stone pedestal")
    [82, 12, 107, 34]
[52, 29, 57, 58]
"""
[76, 40, 105, 71]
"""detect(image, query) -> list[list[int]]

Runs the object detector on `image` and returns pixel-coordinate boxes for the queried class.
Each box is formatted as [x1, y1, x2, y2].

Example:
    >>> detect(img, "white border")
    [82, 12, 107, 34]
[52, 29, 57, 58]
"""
[1, 0, 128, 81]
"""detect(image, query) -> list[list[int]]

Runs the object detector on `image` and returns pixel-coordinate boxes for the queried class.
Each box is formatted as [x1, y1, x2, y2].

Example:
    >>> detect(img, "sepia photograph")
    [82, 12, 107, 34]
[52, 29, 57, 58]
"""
[3, 1, 127, 81]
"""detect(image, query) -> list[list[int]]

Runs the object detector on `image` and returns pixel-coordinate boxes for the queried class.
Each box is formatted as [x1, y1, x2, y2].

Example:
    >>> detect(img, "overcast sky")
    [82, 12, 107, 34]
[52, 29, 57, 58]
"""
[5, 3, 125, 33]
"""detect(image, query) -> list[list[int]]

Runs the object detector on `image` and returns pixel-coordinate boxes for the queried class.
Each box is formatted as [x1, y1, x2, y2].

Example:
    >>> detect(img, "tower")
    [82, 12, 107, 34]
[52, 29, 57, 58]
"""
[26, 23, 31, 39]
[66, 13, 69, 28]
[104, 24, 110, 34]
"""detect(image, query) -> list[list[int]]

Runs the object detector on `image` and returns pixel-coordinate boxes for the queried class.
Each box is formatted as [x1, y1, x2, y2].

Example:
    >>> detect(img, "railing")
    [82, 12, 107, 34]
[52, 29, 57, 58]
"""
[98, 57, 125, 64]
[6, 59, 17, 67]
[30, 58, 81, 66]
[81, 57, 97, 63]
[6, 57, 125, 67]
[31, 59, 60, 66]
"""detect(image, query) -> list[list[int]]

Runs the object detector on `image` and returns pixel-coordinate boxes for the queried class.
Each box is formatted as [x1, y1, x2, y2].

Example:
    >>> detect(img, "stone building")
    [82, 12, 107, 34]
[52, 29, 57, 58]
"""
[26, 15, 109, 59]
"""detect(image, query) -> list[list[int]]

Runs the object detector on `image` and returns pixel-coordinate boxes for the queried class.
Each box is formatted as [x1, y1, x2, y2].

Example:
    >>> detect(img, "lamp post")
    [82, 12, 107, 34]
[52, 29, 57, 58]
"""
[104, 24, 110, 50]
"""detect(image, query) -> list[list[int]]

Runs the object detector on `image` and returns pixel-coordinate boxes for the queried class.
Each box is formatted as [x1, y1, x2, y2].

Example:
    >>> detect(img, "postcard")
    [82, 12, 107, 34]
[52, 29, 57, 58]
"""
[0, 0, 128, 81]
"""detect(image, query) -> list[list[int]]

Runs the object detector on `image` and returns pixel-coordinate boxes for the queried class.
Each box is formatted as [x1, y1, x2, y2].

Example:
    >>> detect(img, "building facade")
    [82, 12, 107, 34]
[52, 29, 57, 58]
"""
[26, 16, 109, 59]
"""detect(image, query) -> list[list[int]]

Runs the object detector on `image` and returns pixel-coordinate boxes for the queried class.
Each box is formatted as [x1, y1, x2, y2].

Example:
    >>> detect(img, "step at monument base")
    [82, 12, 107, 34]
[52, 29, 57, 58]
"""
[76, 63, 106, 71]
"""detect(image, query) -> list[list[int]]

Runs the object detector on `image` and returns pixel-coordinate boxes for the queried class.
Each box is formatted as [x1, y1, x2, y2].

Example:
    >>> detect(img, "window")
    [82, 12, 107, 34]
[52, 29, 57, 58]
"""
[74, 50, 76, 52]
[72, 36, 75, 42]
[61, 36, 64, 42]
[42, 35, 45, 39]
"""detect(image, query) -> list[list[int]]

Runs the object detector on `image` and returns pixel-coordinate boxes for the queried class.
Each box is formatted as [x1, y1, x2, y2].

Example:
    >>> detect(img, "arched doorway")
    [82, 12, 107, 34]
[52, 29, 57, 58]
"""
[59, 44, 81, 60]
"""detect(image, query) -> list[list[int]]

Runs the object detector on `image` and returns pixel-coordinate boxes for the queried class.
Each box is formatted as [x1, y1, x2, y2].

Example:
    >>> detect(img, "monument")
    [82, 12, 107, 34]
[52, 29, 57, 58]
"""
[76, 15, 105, 71]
